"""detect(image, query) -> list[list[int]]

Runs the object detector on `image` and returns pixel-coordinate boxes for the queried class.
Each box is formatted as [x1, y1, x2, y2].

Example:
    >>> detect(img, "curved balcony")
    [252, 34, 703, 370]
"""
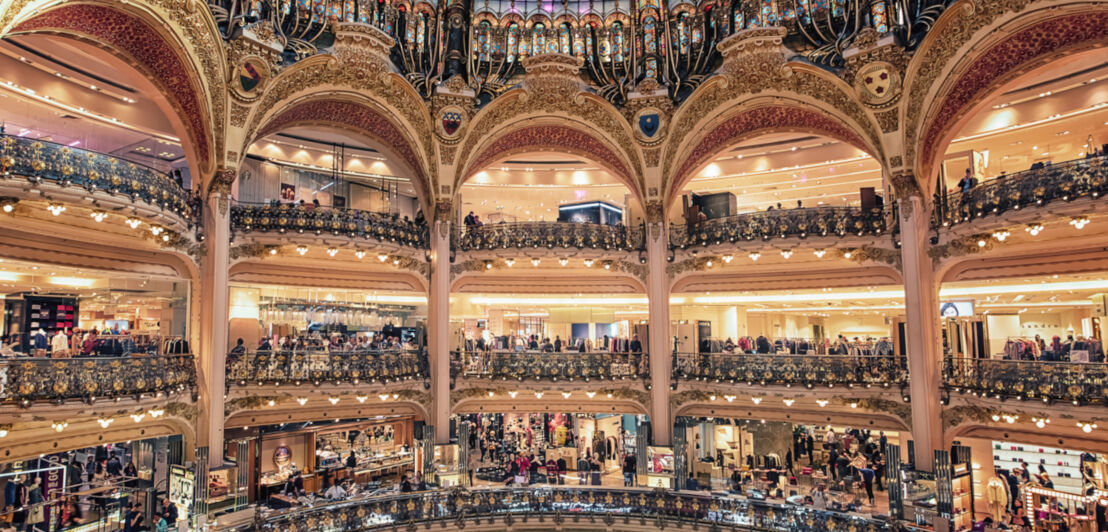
[669, 206, 887, 249]
[0, 134, 196, 226]
[1, 355, 197, 406]
[230, 203, 428, 249]
[453, 222, 645, 253]
[257, 486, 893, 531]
[942, 357, 1108, 405]
[673, 353, 908, 389]
[934, 155, 1108, 228]
[226, 349, 429, 387]
[452, 350, 649, 383]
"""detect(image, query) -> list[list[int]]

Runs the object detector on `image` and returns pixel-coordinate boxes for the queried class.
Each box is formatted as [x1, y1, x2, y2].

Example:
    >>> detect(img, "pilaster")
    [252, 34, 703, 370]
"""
[898, 192, 943, 470]
[428, 206, 452, 443]
[646, 219, 672, 445]
[197, 179, 232, 466]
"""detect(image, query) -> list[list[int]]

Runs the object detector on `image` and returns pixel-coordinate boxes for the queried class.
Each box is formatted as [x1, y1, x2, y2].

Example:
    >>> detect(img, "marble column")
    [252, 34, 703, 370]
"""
[197, 190, 231, 466]
[645, 221, 672, 445]
[428, 218, 452, 443]
[899, 194, 943, 470]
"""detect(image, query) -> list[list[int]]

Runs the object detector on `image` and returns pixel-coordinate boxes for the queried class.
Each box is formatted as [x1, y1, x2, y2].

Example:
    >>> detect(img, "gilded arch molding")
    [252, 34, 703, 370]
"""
[6, 1, 224, 176]
[664, 57, 884, 203]
[239, 55, 435, 204]
[663, 102, 876, 207]
[904, 0, 1108, 189]
[458, 123, 642, 203]
[453, 87, 644, 197]
[251, 96, 433, 207]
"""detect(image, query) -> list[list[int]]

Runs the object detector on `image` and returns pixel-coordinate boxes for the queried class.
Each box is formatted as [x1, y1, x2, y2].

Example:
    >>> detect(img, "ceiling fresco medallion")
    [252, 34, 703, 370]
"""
[854, 61, 901, 108]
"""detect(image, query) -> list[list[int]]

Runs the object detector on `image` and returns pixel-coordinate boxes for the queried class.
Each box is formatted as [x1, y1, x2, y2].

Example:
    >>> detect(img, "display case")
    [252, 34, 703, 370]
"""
[901, 468, 938, 528]
[207, 466, 238, 514]
[992, 441, 1085, 494]
[647, 445, 674, 488]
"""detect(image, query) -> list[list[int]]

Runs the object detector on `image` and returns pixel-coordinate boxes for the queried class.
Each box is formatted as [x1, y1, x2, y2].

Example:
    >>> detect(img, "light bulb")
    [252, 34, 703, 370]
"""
[125, 217, 141, 229]
[90, 211, 107, 222]
[328, 397, 340, 404]
[531, 258, 540, 267]
[47, 203, 66, 216]
[355, 250, 366, 259]
[780, 250, 793, 259]
[583, 259, 594, 267]
[297, 245, 308, 255]
[815, 400, 828, 407]
[378, 254, 388, 262]
[992, 230, 1010, 242]
[1025, 224, 1043, 236]
[504, 258, 515, 267]
[783, 398, 794, 406]
[722, 255, 733, 263]
[813, 249, 827, 258]
[296, 397, 308, 405]
[558, 258, 568, 266]
[750, 397, 762, 404]
[149, 225, 163, 236]
[357, 395, 368, 403]
[1070, 216, 1090, 229]
[269, 248, 278, 255]
[326, 247, 338, 257]
[748, 252, 760, 261]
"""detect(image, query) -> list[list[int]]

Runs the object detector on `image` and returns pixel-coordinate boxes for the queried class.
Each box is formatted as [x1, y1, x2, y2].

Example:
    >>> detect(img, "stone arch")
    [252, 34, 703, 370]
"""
[239, 56, 435, 210]
[248, 94, 434, 213]
[905, 1, 1108, 192]
[457, 122, 644, 204]
[4, 0, 225, 177]
[453, 87, 644, 198]
[663, 98, 881, 209]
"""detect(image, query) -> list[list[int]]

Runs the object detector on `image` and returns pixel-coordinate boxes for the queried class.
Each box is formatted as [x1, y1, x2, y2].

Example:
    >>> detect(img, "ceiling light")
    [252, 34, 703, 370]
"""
[149, 225, 163, 236]
[534, 392, 544, 399]
[562, 392, 571, 398]
[125, 217, 141, 229]
[558, 258, 568, 266]
[583, 259, 594, 267]
[47, 203, 66, 216]
[51, 421, 68, 432]
[722, 254, 733, 263]
[1070, 216, 1090, 230]
[508, 391, 518, 398]
[485, 261, 493, 269]
[90, 210, 107, 222]
[296, 397, 308, 405]
[504, 258, 515, 267]
[297, 245, 309, 255]
[0, 198, 17, 213]
[1078, 422, 1097, 433]
[148, 409, 164, 418]
[328, 397, 340, 404]
[267, 400, 276, 407]
[531, 258, 540, 266]
[585, 391, 595, 398]
[977, 239, 987, 247]
[992, 230, 1010, 242]
[783, 398, 794, 406]
[780, 250, 793, 259]
[815, 399, 828, 407]
[750, 397, 762, 405]
[705, 259, 713, 267]
[392, 257, 400, 265]
[131, 413, 145, 423]
[356, 395, 368, 403]
[355, 249, 366, 259]
[748, 252, 761, 261]
[378, 254, 388, 262]
[326, 247, 338, 257]
[97, 418, 113, 428]
[1025, 223, 1043, 236]
[813, 249, 826, 258]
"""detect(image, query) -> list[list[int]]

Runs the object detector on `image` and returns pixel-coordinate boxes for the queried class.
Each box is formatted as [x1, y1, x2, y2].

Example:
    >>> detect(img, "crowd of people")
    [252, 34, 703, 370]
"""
[0, 326, 132, 358]
[231, 330, 419, 356]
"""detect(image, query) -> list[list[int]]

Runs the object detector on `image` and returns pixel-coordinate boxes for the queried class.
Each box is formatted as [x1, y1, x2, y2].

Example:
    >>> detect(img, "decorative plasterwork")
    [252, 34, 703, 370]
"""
[908, 3, 1108, 184]
[832, 397, 912, 426]
[10, 4, 215, 172]
[463, 125, 635, 191]
[670, 105, 871, 197]
[840, 245, 902, 270]
[929, 234, 995, 267]
[254, 99, 429, 197]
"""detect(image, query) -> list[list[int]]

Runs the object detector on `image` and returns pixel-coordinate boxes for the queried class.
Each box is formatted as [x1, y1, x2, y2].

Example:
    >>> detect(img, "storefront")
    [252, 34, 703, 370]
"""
[459, 412, 645, 488]
[0, 259, 190, 357]
[223, 416, 417, 508]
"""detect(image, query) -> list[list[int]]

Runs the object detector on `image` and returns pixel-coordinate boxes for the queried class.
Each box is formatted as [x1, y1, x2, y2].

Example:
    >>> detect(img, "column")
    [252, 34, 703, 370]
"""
[197, 189, 231, 466]
[428, 217, 451, 443]
[899, 194, 943, 470]
[645, 222, 672, 445]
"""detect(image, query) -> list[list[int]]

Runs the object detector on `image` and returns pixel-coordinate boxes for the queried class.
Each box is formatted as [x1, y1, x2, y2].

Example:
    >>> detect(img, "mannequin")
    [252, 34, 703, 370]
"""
[985, 475, 1009, 523]
[52, 329, 69, 358]
[33, 328, 49, 357]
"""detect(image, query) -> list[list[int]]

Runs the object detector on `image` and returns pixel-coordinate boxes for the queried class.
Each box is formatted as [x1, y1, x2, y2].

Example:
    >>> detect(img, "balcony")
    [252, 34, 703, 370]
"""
[454, 222, 645, 253]
[226, 349, 429, 387]
[229, 203, 428, 250]
[669, 206, 887, 249]
[1, 355, 197, 406]
[257, 486, 893, 531]
[452, 350, 649, 383]
[934, 155, 1107, 228]
[943, 357, 1108, 405]
[0, 133, 196, 227]
[673, 353, 908, 389]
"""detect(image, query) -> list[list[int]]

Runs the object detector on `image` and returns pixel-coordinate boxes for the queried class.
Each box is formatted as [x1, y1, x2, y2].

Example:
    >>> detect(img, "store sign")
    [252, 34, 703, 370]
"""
[169, 465, 194, 522]
[274, 446, 291, 468]
[43, 466, 64, 528]
[939, 301, 974, 318]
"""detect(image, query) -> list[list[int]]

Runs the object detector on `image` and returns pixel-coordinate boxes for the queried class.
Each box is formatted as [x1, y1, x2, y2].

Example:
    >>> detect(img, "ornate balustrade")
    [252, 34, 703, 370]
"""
[0, 355, 197, 405]
[230, 203, 428, 249]
[669, 206, 887, 249]
[452, 350, 649, 382]
[935, 156, 1108, 228]
[226, 349, 429, 386]
[453, 221, 645, 252]
[257, 486, 895, 531]
[942, 357, 1108, 405]
[0, 134, 195, 223]
[673, 353, 907, 388]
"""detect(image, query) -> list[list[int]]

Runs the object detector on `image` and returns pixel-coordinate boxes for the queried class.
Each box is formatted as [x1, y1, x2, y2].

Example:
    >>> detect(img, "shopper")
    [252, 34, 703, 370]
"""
[25, 476, 44, 531]
[123, 502, 143, 532]
[162, 498, 178, 528]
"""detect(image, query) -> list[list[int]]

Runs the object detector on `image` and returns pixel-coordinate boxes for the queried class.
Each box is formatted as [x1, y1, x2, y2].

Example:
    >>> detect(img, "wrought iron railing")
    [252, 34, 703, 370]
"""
[669, 206, 887, 248]
[229, 203, 428, 249]
[673, 353, 907, 388]
[935, 155, 1108, 228]
[452, 350, 649, 382]
[226, 349, 429, 386]
[257, 486, 895, 531]
[453, 221, 645, 252]
[942, 357, 1108, 405]
[0, 355, 197, 405]
[0, 134, 196, 223]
